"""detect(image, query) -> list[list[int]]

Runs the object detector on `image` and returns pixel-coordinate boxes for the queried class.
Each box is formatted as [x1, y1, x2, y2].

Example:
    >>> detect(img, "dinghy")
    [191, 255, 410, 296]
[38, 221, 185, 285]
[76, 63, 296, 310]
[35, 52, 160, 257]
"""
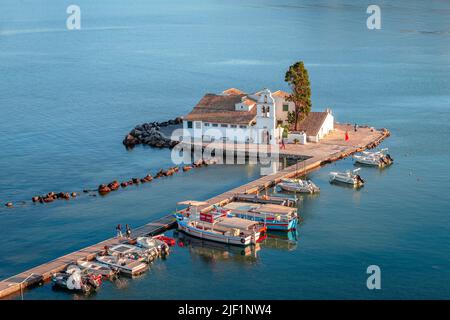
[329, 168, 365, 186]
[96, 255, 148, 276]
[52, 266, 102, 294]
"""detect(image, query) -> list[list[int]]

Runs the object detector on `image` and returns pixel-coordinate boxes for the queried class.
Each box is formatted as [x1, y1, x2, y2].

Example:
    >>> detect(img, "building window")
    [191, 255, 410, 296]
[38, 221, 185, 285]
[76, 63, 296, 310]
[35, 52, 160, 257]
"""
[212, 123, 218, 127]
[187, 121, 193, 129]
[283, 104, 289, 112]
[195, 122, 201, 129]
[204, 123, 210, 127]
[230, 124, 237, 128]
[221, 124, 228, 128]
[239, 125, 246, 129]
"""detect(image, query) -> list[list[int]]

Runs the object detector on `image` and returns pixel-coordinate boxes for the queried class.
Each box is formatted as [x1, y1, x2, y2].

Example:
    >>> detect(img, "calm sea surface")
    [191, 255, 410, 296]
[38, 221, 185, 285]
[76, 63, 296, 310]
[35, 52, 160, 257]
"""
[0, 0, 449, 299]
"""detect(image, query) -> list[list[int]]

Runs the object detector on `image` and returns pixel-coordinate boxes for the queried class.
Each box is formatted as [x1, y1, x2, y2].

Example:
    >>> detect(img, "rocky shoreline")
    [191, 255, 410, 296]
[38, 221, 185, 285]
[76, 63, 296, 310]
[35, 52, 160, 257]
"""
[122, 117, 182, 148]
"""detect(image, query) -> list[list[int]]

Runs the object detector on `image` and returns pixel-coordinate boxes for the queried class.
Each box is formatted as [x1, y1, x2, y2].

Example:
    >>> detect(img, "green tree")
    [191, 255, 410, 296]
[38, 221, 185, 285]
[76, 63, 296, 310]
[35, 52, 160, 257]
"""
[285, 61, 312, 131]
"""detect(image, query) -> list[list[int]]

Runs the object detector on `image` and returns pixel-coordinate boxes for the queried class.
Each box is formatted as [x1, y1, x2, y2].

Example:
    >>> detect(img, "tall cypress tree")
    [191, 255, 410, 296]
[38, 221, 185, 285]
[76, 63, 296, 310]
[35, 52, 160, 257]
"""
[285, 61, 312, 131]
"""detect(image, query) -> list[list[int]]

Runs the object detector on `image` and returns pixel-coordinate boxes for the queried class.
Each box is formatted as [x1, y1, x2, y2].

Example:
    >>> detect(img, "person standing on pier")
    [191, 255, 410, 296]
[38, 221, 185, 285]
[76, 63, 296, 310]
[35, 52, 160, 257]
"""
[116, 224, 123, 238]
[126, 224, 132, 239]
[280, 137, 286, 150]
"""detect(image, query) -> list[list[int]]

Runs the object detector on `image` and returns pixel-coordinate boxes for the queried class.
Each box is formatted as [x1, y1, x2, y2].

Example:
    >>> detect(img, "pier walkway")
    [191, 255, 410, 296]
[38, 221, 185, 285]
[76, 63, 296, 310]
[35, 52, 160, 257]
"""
[0, 124, 389, 299]
[0, 214, 176, 299]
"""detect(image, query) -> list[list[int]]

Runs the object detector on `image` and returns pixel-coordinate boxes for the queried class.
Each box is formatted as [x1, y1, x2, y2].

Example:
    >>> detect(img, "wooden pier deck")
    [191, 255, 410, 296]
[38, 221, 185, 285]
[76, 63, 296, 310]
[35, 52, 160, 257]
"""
[0, 214, 176, 299]
[0, 124, 389, 299]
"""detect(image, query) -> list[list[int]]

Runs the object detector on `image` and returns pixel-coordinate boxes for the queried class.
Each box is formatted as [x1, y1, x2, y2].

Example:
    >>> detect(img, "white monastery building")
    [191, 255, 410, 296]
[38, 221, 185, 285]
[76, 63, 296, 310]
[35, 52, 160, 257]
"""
[182, 88, 334, 145]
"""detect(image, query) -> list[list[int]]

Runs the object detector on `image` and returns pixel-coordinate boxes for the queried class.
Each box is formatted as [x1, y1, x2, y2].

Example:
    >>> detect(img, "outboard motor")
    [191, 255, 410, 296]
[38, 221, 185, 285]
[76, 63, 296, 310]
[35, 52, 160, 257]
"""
[356, 175, 365, 184]
[386, 154, 393, 163]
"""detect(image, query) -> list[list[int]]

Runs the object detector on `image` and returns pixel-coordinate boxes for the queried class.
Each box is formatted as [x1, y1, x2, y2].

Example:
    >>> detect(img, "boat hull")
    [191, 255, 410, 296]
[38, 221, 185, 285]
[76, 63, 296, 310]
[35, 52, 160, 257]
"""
[177, 220, 257, 246]
[278, 183, 314, 193]
[233, 213, 297, 231]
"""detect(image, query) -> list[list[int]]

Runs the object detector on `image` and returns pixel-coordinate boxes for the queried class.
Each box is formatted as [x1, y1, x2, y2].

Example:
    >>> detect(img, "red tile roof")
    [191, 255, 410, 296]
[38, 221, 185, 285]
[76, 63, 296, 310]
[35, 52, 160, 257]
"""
[272, 90, 290, 98]
[222, 88, 246, 96]
[184, 94, 256, 125]
[296, 112, 329, 136]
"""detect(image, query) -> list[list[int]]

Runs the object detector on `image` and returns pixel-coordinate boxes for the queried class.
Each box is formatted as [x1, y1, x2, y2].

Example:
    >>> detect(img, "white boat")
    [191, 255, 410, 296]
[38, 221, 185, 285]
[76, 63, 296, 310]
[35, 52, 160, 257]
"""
[108, 244, 157, 262]
[278, 178, 320, 193]
[174, 201, 265, 246]
[76, 260, 118, 278]
[329, 168, 365, 186]
[355, 148, 393, 167]
[52, 265, 102, 293]
[96, 255, 148, 276]
[136, 236, 170, 256]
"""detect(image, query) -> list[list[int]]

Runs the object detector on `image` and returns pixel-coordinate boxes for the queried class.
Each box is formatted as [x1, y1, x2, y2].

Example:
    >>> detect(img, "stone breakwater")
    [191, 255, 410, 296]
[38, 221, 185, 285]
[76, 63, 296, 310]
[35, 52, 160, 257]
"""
[123, 118, 182, 148]
[2, 159, 217, 209]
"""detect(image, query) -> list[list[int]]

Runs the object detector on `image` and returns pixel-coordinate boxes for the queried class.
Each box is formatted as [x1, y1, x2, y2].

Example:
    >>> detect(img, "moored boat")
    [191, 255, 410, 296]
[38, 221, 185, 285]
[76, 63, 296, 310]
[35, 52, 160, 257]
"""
[223, 202, 298, 231]
[51, 266, 102, 294]
[153, 234, 176, 246]
[96, 255, 148, 276]
[76, 259, 118, 278]
[354, 148, 393, 167]
[136, 236, 170, 255]
[233, 193, 297, 207]
[278, 178, 320, 193]
[174, 201, 265, 246]
[329, 168, 365, 186]
[108, 244, 157, 262]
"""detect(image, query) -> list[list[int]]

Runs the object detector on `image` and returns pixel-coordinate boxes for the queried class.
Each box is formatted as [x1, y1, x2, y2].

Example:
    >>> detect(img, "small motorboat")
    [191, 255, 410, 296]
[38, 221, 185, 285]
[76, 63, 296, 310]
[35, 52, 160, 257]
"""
[96, 255, 148, 276]
[329, 168, 365, 186]
[77, 260, 119, 278]
[354, 148, 393, 167]
[153, 234, 176, 246]
[136, 236, 170, 256]
[108, 244, 157, 262]
[278, 178, 320, 193]
[52, 266, 102, 294]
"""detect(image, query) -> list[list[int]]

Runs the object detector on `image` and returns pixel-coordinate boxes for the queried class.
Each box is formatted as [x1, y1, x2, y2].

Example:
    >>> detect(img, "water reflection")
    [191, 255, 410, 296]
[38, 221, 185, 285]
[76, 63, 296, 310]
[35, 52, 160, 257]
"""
[260, 231, 298, 251]
[173, 228, 300, 265]
[173, 231, 260, 264]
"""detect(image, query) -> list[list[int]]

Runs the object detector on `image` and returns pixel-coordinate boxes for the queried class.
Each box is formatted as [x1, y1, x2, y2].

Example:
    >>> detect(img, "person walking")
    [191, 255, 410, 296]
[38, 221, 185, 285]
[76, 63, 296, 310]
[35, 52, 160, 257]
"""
[116, 224, 123, 238]
[280, 137, 286, 150]
[125, 224, 132, 239]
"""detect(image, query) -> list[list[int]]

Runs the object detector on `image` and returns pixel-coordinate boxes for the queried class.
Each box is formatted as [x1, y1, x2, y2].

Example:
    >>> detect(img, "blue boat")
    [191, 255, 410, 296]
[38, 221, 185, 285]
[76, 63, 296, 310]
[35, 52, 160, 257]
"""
[222, 202, 298, 232]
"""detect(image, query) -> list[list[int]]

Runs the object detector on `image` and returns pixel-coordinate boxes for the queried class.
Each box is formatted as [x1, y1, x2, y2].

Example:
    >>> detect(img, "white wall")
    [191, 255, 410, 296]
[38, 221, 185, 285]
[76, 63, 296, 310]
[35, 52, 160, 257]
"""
[287, 132, 307, 144]
[274, 96, 295, 124]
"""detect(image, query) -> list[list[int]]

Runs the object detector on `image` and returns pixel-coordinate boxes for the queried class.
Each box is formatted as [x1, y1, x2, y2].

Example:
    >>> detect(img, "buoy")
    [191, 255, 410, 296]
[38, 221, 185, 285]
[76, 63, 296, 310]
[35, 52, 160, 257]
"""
[121, 182, 128, 188]
[5, 202, 13, 208]
[71, 192, 77, 198]
[32, 196, 39, 202]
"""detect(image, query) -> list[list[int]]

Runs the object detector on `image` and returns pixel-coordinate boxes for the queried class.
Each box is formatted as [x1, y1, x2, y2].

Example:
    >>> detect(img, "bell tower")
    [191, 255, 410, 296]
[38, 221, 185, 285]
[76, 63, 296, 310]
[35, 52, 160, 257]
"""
[255, 88, 276, 145]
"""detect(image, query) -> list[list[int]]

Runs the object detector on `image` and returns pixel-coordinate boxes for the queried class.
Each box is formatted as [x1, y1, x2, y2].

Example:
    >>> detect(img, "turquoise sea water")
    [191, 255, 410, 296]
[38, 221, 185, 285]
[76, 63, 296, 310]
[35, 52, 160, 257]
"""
[0, 0, 449, 299]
